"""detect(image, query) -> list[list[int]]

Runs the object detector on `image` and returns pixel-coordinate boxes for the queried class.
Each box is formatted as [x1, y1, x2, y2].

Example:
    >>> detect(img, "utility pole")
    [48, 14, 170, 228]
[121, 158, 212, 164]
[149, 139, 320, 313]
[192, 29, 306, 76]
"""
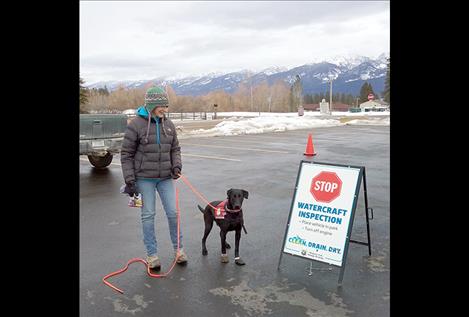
[329, 77, 333, 114]
[250, 80, 253, 112]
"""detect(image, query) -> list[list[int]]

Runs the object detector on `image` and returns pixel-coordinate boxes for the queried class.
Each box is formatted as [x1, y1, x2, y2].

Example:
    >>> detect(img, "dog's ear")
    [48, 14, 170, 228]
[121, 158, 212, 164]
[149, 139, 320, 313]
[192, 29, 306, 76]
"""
[227, 189, 233, 198]
[242, 190, 249, 199]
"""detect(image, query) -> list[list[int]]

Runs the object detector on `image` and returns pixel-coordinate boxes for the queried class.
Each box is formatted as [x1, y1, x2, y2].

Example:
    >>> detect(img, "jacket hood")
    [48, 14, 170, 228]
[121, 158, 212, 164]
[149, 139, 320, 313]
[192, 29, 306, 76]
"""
[136, 106, 152, 120]
[136, 106, 164, 122]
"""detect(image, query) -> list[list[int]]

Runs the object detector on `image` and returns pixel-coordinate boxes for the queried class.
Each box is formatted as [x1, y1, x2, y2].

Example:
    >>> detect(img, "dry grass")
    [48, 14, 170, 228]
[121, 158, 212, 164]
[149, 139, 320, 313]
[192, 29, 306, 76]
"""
[338, 116, 368, 123]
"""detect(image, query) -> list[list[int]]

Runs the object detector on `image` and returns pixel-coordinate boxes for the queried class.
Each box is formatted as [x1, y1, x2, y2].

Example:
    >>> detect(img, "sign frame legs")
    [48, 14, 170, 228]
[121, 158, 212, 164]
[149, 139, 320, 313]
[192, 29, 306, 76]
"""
[338, 167, 372, 284]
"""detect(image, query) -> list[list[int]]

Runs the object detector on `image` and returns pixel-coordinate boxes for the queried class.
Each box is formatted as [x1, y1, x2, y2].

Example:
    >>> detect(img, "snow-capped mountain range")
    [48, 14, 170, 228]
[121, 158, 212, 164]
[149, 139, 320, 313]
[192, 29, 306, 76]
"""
[85, 53, 389, 96]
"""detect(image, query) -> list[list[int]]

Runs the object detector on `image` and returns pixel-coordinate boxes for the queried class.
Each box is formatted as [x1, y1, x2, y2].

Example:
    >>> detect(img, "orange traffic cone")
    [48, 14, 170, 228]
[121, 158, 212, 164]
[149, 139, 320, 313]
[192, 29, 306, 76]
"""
[304, 133, 317, 156]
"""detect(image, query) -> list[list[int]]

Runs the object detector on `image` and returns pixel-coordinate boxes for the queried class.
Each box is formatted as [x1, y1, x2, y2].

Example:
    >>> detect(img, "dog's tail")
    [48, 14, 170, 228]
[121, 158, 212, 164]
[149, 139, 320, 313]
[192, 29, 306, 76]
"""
[197, 205, 205, 213]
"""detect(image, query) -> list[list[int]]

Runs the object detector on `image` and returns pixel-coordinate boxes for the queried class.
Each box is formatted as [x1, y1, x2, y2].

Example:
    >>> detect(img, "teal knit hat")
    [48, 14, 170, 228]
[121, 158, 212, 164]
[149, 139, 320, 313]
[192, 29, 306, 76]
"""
[144, 86, 169, 112]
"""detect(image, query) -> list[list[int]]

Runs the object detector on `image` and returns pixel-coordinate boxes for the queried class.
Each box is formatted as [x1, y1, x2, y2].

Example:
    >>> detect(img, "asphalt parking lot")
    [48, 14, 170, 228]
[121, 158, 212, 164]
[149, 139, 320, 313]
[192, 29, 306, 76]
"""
[80, 125, 389, 316]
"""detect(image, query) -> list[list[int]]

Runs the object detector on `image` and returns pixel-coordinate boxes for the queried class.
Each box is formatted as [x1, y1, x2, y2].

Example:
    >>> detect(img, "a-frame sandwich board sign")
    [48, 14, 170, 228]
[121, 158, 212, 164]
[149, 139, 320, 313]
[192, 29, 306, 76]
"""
[278, 160, 372, 284]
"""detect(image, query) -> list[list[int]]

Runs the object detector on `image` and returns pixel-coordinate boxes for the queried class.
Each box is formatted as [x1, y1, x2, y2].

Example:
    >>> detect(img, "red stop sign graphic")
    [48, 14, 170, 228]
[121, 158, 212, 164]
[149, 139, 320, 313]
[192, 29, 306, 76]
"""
[310, 171, 342, 203]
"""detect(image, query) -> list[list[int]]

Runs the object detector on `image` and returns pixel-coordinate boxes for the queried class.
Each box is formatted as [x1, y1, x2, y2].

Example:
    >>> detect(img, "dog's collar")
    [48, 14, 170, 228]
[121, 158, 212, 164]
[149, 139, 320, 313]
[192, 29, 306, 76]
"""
[224, 200, 241, 213]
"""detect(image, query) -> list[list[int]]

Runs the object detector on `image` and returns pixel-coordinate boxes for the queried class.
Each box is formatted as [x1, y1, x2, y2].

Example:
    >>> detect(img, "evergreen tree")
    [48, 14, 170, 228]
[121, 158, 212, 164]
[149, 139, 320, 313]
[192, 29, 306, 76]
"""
[290, 75, 303, 111]
[383, 58, 390, 104]
[359, 82, 376, 102]
[319, 92, 325, 102]
[369, 84, 376, 99]
[304, 94, 313, 104]
[312, 94, 319, 104]
[334, 93, 340, 104]
[80, 77, 89, 113]
[289, 85, 294, 112]
[97, 87, 110, 96]
[346, 94, 355, 106]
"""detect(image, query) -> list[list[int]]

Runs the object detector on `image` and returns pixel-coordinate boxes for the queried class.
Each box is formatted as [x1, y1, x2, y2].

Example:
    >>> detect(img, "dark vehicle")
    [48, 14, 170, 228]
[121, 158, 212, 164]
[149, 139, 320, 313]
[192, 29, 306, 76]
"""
[79, 114, 127, 168]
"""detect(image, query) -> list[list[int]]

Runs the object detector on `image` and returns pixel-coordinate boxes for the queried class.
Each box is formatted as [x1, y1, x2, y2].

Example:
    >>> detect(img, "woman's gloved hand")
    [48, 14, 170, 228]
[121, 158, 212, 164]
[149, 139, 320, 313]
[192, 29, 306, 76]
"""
[172, 167, 181, 179]
[124, 182, 138, 197]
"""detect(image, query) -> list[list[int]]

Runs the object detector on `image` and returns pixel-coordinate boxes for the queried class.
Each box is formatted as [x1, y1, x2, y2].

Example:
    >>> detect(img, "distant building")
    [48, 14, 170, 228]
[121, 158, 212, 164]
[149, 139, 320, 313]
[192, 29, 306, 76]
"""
[359, 100, 389, 112]
[375, 99, 390, 107]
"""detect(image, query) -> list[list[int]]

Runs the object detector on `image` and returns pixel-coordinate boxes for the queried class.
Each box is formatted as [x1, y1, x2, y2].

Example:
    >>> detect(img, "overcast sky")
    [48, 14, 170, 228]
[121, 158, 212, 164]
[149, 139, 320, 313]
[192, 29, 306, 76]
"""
[80, 1, 390, 84]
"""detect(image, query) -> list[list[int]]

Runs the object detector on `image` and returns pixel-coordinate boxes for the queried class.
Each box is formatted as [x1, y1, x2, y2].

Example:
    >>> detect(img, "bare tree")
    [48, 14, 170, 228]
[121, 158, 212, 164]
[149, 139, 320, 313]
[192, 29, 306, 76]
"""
[233, 83, 250, 111]
[253, 81, 270, 113]
[270, 80, 290, 112]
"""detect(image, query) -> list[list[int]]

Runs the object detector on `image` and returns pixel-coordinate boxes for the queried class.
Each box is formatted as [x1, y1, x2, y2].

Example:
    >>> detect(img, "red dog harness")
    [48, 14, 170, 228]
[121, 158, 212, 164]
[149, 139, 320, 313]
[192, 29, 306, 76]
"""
[213, 200, 241, 219]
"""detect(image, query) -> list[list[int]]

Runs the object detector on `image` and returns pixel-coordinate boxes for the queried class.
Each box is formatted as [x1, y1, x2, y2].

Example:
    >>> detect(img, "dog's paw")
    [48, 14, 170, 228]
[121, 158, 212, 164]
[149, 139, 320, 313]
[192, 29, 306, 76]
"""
[235, 257, 245, 266]
[225, 242, 231, 249]
[202, 249, 208, 256]
[221, 254, 229, 263]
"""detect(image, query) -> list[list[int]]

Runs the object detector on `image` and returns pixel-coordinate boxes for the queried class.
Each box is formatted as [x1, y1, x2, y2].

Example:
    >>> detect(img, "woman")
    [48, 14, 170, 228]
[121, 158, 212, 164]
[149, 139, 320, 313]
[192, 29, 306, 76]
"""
[120, 86, 187, 270]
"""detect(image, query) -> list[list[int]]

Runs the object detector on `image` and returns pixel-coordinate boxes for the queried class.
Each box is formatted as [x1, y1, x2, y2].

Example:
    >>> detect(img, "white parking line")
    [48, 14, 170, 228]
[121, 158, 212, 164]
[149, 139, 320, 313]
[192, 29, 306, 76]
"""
[182, 153, 241, 162]
[180, 143, 289, 154]
[199, 137, 306, 147]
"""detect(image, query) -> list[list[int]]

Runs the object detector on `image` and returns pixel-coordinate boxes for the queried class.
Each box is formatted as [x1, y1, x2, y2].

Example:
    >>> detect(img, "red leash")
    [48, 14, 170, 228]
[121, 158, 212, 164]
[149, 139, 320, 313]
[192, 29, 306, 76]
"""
[102, 186, 181, 294]
[179, 174, 247, 234]
[178, 173, 217, 210]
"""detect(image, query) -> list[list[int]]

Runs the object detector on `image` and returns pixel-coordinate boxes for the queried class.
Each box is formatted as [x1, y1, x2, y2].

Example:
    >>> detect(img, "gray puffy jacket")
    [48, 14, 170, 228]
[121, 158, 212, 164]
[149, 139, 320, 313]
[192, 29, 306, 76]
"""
[121, 106, 181, 184]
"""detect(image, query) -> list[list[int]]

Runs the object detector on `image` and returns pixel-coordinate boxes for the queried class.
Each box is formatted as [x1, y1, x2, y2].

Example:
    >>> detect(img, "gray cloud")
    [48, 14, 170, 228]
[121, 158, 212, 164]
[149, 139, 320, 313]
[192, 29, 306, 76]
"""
[80, 1, 389, 83]
[81, 55, 152, 68]
[136, 1, 387, 30]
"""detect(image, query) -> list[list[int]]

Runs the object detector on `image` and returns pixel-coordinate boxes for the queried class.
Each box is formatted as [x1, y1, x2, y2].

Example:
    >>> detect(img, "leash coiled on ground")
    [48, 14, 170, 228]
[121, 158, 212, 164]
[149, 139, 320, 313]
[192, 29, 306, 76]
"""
[102, 187, 181, 294]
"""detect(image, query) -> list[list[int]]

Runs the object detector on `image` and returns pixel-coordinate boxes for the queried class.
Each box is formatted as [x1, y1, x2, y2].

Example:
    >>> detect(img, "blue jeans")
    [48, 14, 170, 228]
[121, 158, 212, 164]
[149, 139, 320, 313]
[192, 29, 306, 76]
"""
[136, 178, 183, 257]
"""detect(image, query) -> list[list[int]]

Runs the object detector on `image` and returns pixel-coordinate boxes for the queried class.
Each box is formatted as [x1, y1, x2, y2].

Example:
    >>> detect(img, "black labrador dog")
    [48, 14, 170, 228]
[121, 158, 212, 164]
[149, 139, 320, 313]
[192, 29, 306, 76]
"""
[198, 188, 249, 265]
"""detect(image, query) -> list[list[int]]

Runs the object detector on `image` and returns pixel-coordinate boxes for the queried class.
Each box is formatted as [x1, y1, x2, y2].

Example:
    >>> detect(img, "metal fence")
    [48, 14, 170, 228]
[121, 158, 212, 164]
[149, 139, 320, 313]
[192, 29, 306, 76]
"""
[167, 112, 210, 120]
[88, 110, 213, 120]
